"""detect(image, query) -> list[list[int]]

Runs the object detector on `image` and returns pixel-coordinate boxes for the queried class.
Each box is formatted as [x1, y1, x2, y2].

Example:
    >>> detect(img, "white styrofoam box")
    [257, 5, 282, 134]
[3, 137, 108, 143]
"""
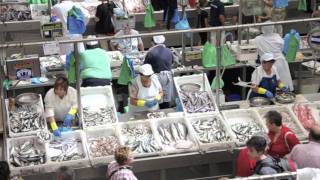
[256, 105, 308, 140]
[6, 136, 49, 176]
[80, 86, 118, 129]
[222, 109, 268, 146]
[84, 126, 122, 166]
[6, 95, 48, 138]
[185, 114, 236, 152]
[289, 103, 320, 131]
[174, 74, 218, 116]
[117, 120, 163, 158]
[150, 116, 199, 155]
[46, 130, 90, 171]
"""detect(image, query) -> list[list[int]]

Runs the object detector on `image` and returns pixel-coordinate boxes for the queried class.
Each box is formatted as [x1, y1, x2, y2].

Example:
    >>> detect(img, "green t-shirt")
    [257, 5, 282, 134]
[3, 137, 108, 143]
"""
[80, 48, 112, 80]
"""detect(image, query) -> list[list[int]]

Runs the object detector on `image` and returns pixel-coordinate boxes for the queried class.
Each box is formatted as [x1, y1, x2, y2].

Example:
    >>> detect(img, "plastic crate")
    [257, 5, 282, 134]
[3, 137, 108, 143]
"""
[6, 95, 48, 138]
[84, 126, 122, 166]
[222, 109, 268, 146]
[150, 116, 199, 155]
[80, 86, 118, 130]
[186, 114, 236, 152]
[290, 103, 320, 131]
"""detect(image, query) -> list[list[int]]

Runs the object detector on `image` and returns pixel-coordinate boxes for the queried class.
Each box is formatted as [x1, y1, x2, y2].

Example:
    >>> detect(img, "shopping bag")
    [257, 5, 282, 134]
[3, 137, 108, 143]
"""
[202, 41, 216, 68]
[144, 4, 156, 28]
[175, 12, 190, 30]
[298, 0, 307, 11]
[221, 45, 236, 67]
[67, 6, 86, 34]
[285, 35, 300, 62]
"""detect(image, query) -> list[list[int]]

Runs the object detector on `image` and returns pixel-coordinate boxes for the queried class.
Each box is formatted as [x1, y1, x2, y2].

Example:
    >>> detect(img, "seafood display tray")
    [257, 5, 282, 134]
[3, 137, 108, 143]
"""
[186, 114, 236, 152]
[45, 131, 90, 171]
[118, 120, 163, 158]
[290, 103, 320, 124]
[257, 106, 308, 140]
[6, 136, 49, 176]
[174, 74, 218, 115]
[5, 95, 48, 138]
[80, 86, 118, 129]
[222, 109, 268, 146]
[150, 117, 199, 155]
[83, 126, 122, 166]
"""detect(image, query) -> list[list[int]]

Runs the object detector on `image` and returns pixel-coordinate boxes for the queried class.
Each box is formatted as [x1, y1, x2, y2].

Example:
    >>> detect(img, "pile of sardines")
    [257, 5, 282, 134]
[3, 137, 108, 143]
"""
[157, 122, 194, 149]
[88, 136, 120, 158]
[10, 140, 46, 167]
[230, 122, 263, 143]
[180, 91, 215, 113]
[192, 117, 231, 143]
[83, 107, 116, 127]
[9, 104, 45, 134]
[121, 125, 161, 154]
[48, 138, 85, 162]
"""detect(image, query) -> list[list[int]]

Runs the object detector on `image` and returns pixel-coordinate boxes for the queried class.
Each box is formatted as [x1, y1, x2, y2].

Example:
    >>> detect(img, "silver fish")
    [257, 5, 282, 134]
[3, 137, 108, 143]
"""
[83, 107, 116, 127]
[147, 112, 166, 119]
[231, 122, 263, 143]
[157, 122, 193, 148]
[180, 91, 215, 113]
[88, 136, 120, 158]
[49, 138, 85, 162]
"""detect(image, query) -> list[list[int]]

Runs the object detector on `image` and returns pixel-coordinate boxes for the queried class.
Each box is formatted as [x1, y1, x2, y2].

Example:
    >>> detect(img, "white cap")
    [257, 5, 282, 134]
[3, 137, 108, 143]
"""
[139, 64, 154, 76]
[86, 35, 98, 46]
[152, 35, 165, 44]
[261, 53, 275, 62]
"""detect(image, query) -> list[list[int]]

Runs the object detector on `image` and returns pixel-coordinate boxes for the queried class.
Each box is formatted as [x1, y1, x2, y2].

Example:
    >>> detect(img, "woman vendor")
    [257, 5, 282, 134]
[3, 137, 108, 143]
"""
[250, 53, 289, 99]
[129, 64, 163, 116]
[44, 77, 77, 136]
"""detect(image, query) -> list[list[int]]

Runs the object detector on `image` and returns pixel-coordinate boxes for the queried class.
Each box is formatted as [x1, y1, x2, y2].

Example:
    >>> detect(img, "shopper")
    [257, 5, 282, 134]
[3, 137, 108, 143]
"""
[208, 0, 225, 27]
[289, 125, 320, 169]
[0, 161, 10, 180]
[111, 23, 144, 55]
[107, 146, 137, 180]
[246, 136, 280, 175]
[265, 110, 300, 159]
[249, 53, 289, 99]
[144, 35, 173, 109]
[129, 64, 163, 116]
[272, 0, 288, 36]
[80, 40, 112, 87]
[255, 23, 293, 91]
[95, 0, 116, 50]
[44, 77, 78, 137]
[196, 0, 209, 45]
[163, 0, 178, 30]
[56, 166, 75, 180]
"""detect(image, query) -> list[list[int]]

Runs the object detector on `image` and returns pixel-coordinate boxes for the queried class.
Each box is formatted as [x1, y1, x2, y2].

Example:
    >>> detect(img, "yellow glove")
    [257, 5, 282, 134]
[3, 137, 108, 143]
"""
[155, 94, 161, 101]
[257, 87, 267, 95]
[68, 107, 77, 116]
[50, 121, 58, 131]
[137, 99, 146, 107]
[278, 82, 285, 89]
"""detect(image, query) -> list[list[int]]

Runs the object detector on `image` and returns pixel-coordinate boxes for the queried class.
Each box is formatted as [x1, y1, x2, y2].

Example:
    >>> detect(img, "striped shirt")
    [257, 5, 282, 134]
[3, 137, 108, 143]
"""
[107, 161, 137, 180]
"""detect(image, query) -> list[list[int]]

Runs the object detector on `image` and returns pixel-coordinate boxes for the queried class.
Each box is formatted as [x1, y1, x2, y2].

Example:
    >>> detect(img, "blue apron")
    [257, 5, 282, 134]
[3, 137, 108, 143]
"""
[250, 75, 277, 98]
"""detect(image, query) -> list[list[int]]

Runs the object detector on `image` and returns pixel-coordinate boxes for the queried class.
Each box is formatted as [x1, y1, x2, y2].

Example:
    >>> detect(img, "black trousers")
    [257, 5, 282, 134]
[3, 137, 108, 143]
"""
[81, 78, 111, 87]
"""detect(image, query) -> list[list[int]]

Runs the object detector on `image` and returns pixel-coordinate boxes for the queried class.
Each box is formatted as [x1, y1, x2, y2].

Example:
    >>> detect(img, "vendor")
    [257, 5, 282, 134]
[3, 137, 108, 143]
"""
[44, 77, 77, 136]
[80, 40, 112, 87]
[144, 35, 174, 109]
[111, 24, 144, 54]
[129, 64, 163, 115]
[250, 53, 288, 99]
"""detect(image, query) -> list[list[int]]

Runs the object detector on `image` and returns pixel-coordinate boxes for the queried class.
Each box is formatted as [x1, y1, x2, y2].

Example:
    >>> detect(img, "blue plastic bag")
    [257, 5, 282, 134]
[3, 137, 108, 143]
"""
[175, 13, 190, 30]
[67, 6, 86, 34]
[165, 8, 180, 24]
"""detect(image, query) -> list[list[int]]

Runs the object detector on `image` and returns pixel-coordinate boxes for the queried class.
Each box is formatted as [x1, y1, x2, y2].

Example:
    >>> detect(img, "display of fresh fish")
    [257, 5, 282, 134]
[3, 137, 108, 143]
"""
[292, 104, 317, 131]
[180, 91, 215, 113]
[157, 122, 194, 149]
[147, 112, 166, 119]
[191, 117, 231, 143]
[121, 125, 161, 154]
[10, 140, 46, 167]
[49, 138, 85, 162]
[9, 104, 45, 134]
[88, 136, 120, 158]
[230, 122, 263, 143]
[83, 107, 116, 127]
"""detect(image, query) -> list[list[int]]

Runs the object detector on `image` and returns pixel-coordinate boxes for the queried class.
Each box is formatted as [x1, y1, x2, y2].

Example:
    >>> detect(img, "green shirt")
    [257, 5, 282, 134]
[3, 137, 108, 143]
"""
[80, 48, 112, 80]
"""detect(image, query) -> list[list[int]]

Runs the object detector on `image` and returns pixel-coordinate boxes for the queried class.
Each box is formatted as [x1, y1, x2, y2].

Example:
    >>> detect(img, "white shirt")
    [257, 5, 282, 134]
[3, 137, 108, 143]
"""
[112, 29, 143, 54]
[251, 66, 280, 85]
[44, 86, 78, 121]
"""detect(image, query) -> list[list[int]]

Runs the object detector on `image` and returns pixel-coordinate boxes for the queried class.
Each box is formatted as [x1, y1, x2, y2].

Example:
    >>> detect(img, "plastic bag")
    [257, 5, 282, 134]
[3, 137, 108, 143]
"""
[202, 41, 216, 68]
[144, 4, 156, 28]
[175, 12, 190, 30]
[298, 0, 307, 11]
[221, 45, 236, 67]
[67, 6, 86, 34]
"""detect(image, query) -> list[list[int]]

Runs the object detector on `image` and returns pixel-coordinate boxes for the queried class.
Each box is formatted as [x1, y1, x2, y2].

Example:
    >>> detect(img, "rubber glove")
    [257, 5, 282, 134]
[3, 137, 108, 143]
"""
[278, 83, 289, 92]
[265, 90, 274, 98]
[50, 121, 61, 137]
[145, 100, 157, 108]
[155, 94, 162, 101]
[53, 129, 61, 137]
[63, 107, 77, 127]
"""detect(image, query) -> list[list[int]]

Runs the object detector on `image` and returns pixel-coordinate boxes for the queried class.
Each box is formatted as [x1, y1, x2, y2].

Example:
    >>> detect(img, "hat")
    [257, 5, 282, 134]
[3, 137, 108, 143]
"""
[152, 35, 165, 44]
[260, 53, 275, 62]
[86, 35, 98, 46]
[139, 64, 154, 76]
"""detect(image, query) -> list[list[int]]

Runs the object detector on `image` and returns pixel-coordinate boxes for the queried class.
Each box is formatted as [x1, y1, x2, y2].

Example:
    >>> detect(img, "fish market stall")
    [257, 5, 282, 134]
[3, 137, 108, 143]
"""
[221, 109, 268, 146]
[186, 114, 235, 152]
[257, 106, 308, 140]
[151, 116, 199, 155]
[291, 103, 320, 131]
[80, 86, 118, 129]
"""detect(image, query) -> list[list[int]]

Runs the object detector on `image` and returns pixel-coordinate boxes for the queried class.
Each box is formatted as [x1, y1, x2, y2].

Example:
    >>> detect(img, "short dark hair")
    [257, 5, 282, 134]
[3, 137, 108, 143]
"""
[310, 127, 320, 141]
[264, 110, 282, 126]
[115, 146, 131, 165]
[246, 136, 268, 153]
[54, 76, 69, 92]
[56, 166, 75, 180]
[0, 161, 10, 180]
